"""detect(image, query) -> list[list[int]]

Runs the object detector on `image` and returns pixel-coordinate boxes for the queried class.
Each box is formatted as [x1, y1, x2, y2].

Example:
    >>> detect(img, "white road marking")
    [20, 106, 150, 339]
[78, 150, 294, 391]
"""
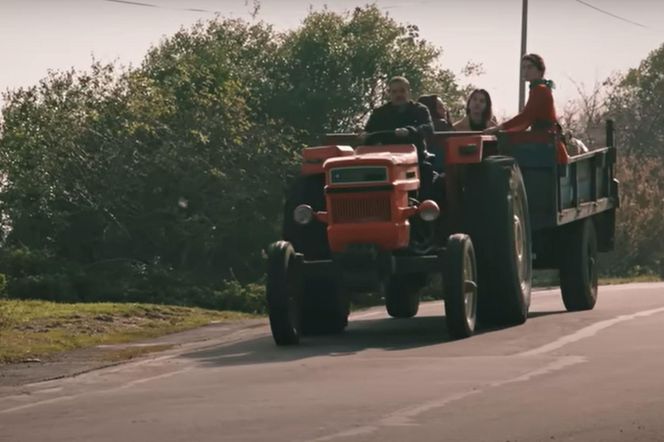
[0, 329, 266, 414]
[309, 356, 586, 441]
[517, 306, 664, 357]
[0, 367, 194, 415]
[4, 284, 661, 418]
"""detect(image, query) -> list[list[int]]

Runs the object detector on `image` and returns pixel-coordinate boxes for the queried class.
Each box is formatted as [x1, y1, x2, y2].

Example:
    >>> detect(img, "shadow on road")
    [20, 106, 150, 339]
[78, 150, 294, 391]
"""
[183, 316, 450, 368]
[182, 308, 567, 368]
[527, 310, 567, 319]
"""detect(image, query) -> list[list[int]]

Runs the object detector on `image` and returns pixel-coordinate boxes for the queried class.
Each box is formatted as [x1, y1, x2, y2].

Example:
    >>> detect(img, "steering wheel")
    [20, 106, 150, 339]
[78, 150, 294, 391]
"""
[363, 129, 435, 163]
[363, 129, 419, 146]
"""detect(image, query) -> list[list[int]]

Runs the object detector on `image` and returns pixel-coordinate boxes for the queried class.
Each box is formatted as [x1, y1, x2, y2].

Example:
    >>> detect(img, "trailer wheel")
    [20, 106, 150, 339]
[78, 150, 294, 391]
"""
[465, 156, 532, 326]
[443, 234, 478, 339]
[266, 241, 300, 346]
[559, 219, 598, 311]
[385, 275, 421, 318]
[300, 278, 349, 335]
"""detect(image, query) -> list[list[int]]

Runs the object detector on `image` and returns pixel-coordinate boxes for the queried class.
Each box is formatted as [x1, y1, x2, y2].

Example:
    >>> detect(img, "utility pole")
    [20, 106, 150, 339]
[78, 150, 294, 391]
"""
[518, 0, 528, 111]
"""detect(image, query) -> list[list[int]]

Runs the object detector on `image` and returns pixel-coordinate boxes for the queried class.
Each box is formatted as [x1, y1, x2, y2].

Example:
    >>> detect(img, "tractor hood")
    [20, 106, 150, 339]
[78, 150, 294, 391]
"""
[323, 144, 418, 170]
[322, 144, 419, 192]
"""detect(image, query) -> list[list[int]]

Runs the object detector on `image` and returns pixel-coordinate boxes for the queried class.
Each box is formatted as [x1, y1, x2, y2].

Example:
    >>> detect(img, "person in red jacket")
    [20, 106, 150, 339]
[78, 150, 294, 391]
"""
[484, 53, 569, 164]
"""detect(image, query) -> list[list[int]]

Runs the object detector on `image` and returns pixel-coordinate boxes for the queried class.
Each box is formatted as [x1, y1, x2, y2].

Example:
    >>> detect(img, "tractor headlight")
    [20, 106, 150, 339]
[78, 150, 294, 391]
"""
[293, 204, 314, 225]
[419, 200, 440, 222]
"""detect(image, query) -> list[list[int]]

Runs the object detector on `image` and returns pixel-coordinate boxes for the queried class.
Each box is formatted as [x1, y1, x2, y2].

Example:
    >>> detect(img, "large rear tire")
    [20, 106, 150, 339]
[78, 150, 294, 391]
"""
[465, 156, 532, 326]
[300, 278, 350, 335]
[385, 275, 421, 319]
[266, 241, 300, 346]
[444, 234, 478, 339]
[559, 219, 599, 311]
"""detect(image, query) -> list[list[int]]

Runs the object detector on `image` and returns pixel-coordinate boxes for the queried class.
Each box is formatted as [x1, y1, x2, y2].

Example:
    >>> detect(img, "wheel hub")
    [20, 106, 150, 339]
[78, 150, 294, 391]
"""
[513, 214, 524, 268]
[512, 189, 530, 295]
[463, 250, 478, 329]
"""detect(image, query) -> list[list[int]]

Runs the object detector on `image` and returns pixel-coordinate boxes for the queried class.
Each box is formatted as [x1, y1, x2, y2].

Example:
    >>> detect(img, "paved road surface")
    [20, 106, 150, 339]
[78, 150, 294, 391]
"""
[2, 283, 664, 441]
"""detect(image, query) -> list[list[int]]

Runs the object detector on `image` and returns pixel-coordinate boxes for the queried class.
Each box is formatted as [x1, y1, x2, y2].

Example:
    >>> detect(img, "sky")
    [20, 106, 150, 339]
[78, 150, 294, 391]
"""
[1, 0, 663, 116]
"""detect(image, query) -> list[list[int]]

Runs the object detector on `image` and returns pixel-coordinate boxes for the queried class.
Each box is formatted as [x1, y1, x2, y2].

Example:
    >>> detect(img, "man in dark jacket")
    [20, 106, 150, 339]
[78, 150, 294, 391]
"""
[361, 76, 438, 202]
[363, 76, 434, 149]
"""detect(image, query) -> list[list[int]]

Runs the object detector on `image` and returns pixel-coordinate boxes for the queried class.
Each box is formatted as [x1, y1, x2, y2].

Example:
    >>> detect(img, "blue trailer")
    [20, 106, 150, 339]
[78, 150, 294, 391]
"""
[428, 121, 618, 312]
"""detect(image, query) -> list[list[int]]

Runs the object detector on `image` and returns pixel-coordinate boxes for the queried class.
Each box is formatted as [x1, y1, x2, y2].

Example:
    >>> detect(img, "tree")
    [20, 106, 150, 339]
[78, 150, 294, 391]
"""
[558, 43, 664, 276]
[0, 20, 298, 301]
[271, 6, 469, 141]
[606, 43, 664, 156]
[0, 7, 472, 305]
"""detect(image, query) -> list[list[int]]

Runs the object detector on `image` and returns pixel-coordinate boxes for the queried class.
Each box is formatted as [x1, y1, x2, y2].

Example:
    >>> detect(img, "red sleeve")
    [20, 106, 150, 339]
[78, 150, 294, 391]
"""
[502, 86, 551, 132]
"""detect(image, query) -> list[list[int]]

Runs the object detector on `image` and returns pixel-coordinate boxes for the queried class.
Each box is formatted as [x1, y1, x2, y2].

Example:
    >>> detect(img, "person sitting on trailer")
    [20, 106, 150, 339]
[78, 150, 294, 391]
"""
[453, 89, 498, 131]
[483, 53, 569, 164]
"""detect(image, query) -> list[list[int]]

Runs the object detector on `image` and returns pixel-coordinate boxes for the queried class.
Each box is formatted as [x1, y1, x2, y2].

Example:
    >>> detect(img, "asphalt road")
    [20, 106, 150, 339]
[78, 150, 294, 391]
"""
[2, 282, 664, 442]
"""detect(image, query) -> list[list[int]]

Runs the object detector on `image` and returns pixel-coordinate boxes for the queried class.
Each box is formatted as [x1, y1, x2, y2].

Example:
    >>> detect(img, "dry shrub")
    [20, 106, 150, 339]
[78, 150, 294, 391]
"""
[603, 154, 664, 276]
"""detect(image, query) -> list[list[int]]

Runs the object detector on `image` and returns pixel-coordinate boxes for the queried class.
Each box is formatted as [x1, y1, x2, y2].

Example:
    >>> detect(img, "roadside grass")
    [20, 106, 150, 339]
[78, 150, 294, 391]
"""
[533, 270, 661, 288]
[2, 273, 659, 363]
[598, 274, 661, 285]
[0, 300, 254, 364]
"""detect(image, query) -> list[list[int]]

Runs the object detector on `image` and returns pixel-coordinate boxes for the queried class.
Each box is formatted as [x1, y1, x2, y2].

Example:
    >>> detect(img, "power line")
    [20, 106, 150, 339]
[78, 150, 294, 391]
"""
[105, 0, 156, 8]
[574, 0, 648, 29]
[103, 0, 220, 14]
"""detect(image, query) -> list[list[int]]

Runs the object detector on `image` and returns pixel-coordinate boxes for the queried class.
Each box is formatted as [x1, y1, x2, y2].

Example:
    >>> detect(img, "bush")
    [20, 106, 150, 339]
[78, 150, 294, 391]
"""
[1, 9, 660, 313]
[0, 7, 473, 309]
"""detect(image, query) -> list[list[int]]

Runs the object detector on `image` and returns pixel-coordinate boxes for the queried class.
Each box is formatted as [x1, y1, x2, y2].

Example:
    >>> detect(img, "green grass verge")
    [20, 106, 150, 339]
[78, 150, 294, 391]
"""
[0, 300, 254, 364]
[598, 274, 661, 285]
[533, 270, 661, 288]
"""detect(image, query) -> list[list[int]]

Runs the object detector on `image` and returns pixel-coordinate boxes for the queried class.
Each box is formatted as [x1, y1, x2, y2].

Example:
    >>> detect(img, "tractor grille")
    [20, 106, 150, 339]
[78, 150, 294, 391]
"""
[330, 195, 391, 223]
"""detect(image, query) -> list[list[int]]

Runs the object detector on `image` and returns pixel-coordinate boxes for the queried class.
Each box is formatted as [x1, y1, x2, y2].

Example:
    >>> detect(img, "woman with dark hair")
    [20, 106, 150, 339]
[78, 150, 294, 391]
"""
[484, 53, 568, 163]
[417, 95, 453, 131]
[453, 89, 498, 131]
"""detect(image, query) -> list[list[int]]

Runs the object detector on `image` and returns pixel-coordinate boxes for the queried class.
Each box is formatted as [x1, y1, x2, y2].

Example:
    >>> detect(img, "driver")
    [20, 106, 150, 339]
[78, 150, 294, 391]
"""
[362, 76, 434, 150]
[360, 77, 438, 202]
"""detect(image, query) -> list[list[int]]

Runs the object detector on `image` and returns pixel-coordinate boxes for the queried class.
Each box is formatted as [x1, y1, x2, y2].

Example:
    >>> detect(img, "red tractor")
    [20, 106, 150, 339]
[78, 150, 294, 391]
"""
[266, 125, 618, 345]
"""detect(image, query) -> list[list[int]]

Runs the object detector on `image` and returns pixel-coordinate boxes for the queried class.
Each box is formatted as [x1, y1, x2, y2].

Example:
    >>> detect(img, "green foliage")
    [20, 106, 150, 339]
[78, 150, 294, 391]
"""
[0, 7, 472, 310]
[0, 20, 297, 291]
[559, 43, 664, 277]
[597, 43, 664, 276]
[271, 6, 469, 140]
[606, 43, 664, 157]
[601, 154, 664, 277]
[0, 6, 660, 311]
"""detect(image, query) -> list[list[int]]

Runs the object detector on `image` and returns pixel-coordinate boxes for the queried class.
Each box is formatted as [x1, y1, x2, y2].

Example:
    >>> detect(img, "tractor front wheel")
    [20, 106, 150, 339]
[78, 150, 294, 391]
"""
[443, 234, 478, 339]
[266, 241, 300, 346]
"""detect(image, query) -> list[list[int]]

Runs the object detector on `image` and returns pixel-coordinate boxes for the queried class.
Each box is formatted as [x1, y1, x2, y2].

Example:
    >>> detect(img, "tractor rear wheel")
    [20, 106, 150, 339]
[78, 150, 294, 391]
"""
[465, 156, 532, 326]
[266, 241, 300, 346]
[385, 275, 421, 319]
[559, 219, 599, 311]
